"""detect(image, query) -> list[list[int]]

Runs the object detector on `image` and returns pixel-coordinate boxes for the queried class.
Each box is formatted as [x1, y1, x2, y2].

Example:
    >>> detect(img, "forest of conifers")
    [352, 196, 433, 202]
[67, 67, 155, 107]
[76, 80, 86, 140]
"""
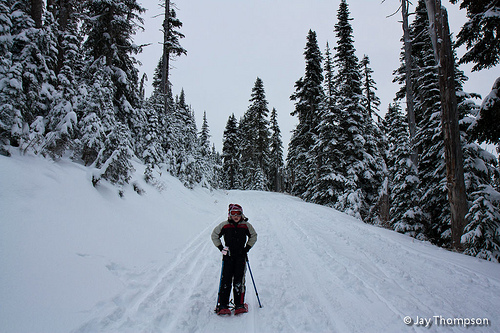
[0, 0, 499, 261]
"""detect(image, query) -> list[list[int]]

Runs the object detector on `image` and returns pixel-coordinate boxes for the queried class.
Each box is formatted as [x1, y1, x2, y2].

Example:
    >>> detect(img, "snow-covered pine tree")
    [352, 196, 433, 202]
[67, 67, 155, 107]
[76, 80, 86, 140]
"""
[308, 43, 340, 206]
[0, 0, 56, 152]
[407, 0, 450, 245]
[462, 185, 500, 262]
[160, 1, 186, 114]
[384, 103, 427, 238]
[425, 0, 469, 251]
[78, 58, 117, 167]
[251, 78, 271, 180]
[239, 77, 271, 191]
[269, 107, 284, 192]
[44, 2, 82, 158]
[469, 78, 500, 154]
[307, 41, 344, 205]
[222, 114, 241, 189]
[450, 0, 500, 72]
[80, 0, 145, 186]
[199, 111, 211, 157]
[360, 55, 381, 120]
[97, 122, 135, 189]
[0, 0, 18, 153]
[332, 0, 387, 223]
[359, 54, 388, 223]
[143, 101, 163, 184]
[211, 143, 222, 189]
[309, 97, 345, 206]
[168, 90, 199, 187]
[456, 65, 500, 262]
[451, 0, 500, 155]
[35, 8, 58, 124]
[288, 29, 324, 198]
[197, 111, 218, 188]
[238, 113, 254, 190]
[323, 42, 336, 111]
[149, 57, 175, 172]
[394, 0, 500, 252]
[461, 135, 500, 261]
[81, 0, 145, 132]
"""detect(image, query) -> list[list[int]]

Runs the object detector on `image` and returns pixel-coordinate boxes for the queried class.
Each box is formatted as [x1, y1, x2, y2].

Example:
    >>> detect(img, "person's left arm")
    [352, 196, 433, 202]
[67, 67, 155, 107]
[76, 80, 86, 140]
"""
[244, 222, 257, 252]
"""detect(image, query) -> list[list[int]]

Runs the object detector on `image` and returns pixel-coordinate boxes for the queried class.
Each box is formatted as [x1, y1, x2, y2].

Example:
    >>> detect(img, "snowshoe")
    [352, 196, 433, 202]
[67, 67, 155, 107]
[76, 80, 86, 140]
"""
[216, 307, 231, 316]
[234, 303, 248, 315]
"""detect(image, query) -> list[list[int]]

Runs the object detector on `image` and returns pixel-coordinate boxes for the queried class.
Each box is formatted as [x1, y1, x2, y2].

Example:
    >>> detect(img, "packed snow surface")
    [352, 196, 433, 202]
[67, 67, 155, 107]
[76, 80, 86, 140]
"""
[1, 153, 500, 333]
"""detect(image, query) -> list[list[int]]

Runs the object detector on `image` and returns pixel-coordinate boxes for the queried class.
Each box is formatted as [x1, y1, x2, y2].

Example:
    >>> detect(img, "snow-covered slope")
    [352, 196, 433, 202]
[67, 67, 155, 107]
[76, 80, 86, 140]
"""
[1, 153, 499, 333]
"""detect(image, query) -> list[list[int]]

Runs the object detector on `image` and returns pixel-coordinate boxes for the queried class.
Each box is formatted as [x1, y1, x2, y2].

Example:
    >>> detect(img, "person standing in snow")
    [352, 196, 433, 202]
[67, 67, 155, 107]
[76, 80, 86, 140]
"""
[212, 204, 257, 315]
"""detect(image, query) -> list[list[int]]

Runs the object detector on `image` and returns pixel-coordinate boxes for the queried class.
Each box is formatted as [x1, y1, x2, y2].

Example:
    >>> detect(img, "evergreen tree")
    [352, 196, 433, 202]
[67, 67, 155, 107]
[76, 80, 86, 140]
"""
[469, 78, 500, 151]
[450, 0, 500, 71]
[238, 111, 258, 190]
[309, 99, 345, 206]
[332, 0, 387, 223]
[309, 41, 344, 205]
[160, 3, 186, 106]
[0, 1, 56, 150]
[451, 0, 500, 152]
[221, 114, 240, 189]
[43, 0, 83, 158]
[458, 72, 500, 262]
[239, 77, 271, 190]
[323, 42, 336, 110]
[171, 90, 199, 187]
[81, 0, 145, 130]
[360, 55, 381, 120]
[78, 0, 146, 187]
[143, 102, 163, 184]
[269, 107, 284, 192]
[384, 103, 427, 238]
[250, 78, 271, 175]
[462, 185, 500, 262]
[199, 111, 211, 156]
[393, 0, 500, 254]
[149, 58, 175, 172]
[0, 0, 20, 151]
[78, 58, 118, 167]
[96, 122, 135, 188]
[288, 30, 324, 198]
[408, 0, 450, 245]
[197, 111, 217, 188]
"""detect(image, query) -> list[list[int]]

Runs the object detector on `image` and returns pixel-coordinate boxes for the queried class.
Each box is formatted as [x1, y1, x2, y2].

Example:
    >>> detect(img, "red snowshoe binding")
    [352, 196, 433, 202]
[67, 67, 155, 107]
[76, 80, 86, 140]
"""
[234, 303, 248, 315]
[216, 306, 231, 316]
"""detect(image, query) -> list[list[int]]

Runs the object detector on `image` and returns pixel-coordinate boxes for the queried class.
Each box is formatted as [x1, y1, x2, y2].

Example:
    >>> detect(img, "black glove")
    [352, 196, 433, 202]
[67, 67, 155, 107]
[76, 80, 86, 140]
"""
[243, 245, 251, 254]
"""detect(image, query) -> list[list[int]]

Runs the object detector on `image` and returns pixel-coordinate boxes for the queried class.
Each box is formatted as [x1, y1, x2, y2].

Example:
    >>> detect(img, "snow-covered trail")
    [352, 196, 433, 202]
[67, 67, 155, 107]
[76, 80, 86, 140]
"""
[74, 190, 500, 333]
[2, 155, 499, 333]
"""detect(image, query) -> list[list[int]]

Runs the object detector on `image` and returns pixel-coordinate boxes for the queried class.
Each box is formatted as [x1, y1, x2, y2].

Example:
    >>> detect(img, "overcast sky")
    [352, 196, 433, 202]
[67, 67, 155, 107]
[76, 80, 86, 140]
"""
[134, 0, 498, 153]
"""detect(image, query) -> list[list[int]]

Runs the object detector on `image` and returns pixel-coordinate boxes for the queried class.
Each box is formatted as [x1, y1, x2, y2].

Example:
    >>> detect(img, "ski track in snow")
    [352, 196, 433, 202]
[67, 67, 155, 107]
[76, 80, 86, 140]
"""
[72, 190, 500, 333]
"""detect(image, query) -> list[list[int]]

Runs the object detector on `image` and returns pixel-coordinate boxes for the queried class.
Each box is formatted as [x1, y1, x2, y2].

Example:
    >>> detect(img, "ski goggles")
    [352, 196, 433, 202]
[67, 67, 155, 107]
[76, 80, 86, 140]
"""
[230, 210, 242, 216]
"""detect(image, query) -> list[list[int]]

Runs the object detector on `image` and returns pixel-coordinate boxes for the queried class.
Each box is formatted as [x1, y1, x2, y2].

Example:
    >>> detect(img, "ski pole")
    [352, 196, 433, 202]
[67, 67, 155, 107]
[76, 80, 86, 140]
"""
[246, 257, 263, 308]
[215, 258, 224, 311]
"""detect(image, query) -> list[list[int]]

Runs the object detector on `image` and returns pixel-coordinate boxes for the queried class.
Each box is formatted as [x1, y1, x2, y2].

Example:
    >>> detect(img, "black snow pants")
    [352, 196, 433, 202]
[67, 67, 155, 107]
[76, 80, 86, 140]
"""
[219, 254, 246, 308]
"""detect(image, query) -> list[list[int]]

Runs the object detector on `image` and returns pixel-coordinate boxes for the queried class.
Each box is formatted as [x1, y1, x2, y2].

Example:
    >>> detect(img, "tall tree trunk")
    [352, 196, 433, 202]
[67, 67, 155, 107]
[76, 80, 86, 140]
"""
[30, 0, 43, 28]
[54, 0, 72, 76]
[401, 0, 418, 166]
[162, 0, 171, 114]
[424, 0, 468, 250]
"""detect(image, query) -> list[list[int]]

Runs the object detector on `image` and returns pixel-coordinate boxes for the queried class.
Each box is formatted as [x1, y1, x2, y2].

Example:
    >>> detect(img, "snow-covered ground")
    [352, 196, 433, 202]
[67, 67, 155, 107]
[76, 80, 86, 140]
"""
[1, 153, 499, 333]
